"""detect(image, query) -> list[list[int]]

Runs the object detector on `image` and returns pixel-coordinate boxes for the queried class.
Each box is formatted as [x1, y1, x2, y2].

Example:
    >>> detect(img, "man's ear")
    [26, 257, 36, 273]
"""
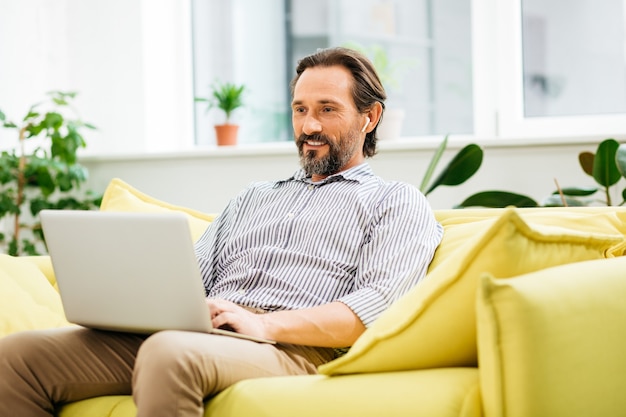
[364, 102, 384, 133]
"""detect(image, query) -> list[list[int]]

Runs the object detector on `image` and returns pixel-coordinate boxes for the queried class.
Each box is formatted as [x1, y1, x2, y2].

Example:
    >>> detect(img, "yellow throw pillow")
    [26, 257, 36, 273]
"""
[477, 257, 626, 417]
[429, 206, 626, 271]
[100, 178, 216, 242]
[319, 207, 626, 375]
[20, 255, 58, 289]
[0, 254, 70, 337]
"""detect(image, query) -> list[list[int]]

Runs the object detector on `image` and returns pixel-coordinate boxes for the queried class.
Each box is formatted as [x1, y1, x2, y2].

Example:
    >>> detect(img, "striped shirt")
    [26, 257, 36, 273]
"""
[194, 162, 443, 327]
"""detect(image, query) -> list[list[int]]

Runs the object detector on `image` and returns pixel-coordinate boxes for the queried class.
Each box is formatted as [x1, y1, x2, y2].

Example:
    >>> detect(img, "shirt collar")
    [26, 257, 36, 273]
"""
[278, 162, 374, 186]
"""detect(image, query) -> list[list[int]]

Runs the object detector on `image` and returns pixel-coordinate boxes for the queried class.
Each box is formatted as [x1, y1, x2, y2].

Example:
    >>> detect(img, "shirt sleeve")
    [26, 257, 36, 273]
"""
[337, 184, 443, 327]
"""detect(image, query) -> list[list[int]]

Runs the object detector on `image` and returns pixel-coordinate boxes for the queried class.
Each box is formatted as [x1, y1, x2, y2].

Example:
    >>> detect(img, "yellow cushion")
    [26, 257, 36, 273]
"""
[20, 255, 58, 289]
[207, 368, 481, 417]
[0, 254, 70, 337]
[477, 256, 626, 417]
[430, 206, 626, 271]
[319, 207, 626, 375]
[58, 396, 135, 417]
[100, 178, 216, 242]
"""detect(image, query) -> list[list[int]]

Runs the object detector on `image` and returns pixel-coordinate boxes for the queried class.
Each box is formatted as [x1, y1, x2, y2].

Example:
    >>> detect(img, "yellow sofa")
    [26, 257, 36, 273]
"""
[2, 178, 626, 417]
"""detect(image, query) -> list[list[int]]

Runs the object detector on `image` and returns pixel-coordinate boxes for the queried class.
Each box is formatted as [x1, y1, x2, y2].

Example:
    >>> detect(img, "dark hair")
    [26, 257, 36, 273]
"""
[290, 47, 387, 157]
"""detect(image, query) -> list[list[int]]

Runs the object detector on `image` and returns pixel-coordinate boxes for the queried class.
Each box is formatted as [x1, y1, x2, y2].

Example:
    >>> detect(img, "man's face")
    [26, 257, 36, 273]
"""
[291, 65, 368, 181]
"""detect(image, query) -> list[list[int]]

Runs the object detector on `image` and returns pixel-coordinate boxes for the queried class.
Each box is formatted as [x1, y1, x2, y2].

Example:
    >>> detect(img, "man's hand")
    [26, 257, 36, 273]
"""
[206, 299, 270, 340]
[206, 298, 366, 347]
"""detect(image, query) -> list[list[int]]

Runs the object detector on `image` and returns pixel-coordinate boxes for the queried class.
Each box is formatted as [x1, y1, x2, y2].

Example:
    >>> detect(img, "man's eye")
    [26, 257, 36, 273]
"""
[322, 107, 334, 112]
[293, 107, 306, 113]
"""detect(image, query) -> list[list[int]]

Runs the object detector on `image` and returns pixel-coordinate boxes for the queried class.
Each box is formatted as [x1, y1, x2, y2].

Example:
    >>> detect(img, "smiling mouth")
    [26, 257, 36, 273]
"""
[305, 140, 326, 146]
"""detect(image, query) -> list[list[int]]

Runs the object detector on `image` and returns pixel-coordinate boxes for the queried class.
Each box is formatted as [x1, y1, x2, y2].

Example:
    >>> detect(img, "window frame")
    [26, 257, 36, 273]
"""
[490, 0, 626, 140]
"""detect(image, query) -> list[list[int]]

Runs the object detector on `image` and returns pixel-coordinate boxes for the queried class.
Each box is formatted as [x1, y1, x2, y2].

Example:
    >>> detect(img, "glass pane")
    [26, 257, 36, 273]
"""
[192, 0, 473, 145]
[287, 0, 473, 137]
[521, 0, 626, 117]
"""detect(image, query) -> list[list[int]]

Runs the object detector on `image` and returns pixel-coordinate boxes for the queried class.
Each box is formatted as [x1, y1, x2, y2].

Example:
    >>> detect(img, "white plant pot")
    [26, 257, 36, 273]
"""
[377, 108, 405, 141]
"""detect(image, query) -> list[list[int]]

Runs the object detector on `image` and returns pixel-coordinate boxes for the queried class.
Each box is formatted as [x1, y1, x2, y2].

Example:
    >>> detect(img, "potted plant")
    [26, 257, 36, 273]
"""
[0, 91, 102, 255]
[422, 135, 626, 209]
[196, 81, 246, 146]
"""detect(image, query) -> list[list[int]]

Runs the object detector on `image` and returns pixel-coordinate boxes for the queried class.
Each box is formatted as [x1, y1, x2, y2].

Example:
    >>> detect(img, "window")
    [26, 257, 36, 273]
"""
[496, 0, 626, 138]
[4, 1, 626, 156]
[191, 0, 473, 145]
[522, 0, 626, 118]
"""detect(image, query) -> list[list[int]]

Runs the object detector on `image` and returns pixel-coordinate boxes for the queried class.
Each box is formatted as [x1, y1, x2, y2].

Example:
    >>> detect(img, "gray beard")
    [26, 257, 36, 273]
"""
[300, 148, 343, 177]
[297, 132, 360, 178]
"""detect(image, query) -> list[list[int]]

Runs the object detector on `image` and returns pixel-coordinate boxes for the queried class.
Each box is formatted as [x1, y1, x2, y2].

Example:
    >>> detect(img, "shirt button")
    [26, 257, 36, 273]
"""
[238, 289, 246, 295]
[308, 185, 314, 190]
[286, 212, 294, 219]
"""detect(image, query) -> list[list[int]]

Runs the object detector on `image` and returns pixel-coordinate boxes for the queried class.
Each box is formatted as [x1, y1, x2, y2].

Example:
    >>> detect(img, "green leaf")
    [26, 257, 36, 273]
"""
[35, 166, 55, 196]
[47, 91, 78, 106]
[578, 151, 594, 176]
[56, 171, 73, 192]
[426, 144, 483, 195]
[420, 135, 448, 194]
[68, 164, 88, 183]
[25, 122, 44, 138]
[8, 238, 18, 256]
[552, 186, 598, 197]
[21, 239, 40, 256]
[457, 190, 538, 208]
[592, 138, 621, 187]
[43, 112, 64, 130]
[23, 110, 40, 121]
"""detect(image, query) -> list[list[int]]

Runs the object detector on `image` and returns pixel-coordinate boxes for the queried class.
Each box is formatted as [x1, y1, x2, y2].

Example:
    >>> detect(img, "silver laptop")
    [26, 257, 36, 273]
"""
[39, 210, 274, 344]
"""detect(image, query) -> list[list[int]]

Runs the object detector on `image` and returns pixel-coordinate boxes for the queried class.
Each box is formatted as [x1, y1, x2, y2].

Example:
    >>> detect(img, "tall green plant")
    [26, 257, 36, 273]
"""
[419, 136, 626, 209]
[420, 135, 484, 196]
[0, 91, 101, 255]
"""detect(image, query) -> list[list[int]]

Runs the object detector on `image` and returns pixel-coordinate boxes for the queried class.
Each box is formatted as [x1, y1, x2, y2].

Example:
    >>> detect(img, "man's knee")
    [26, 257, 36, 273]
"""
[137, 330, 186, 360]
[0, 331, 49, 368]
[135, 331, 201, 373]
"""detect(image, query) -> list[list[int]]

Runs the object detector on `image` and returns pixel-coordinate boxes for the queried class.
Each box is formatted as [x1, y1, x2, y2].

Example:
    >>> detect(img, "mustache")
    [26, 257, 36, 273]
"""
[296, 133, 331, 147]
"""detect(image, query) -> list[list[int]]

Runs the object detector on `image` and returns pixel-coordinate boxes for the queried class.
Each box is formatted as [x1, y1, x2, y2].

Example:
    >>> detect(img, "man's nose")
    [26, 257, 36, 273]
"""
[302, 116, 322, 135]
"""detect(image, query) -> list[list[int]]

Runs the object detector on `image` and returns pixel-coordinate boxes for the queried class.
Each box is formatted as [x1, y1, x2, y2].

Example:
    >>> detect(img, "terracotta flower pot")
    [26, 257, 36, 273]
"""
[214, 124, 239, 146]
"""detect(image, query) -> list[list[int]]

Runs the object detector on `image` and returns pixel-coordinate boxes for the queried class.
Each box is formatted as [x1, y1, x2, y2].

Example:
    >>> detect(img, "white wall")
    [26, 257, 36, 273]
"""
[81, 138, 608, 214]
[0, 0, 194, 153]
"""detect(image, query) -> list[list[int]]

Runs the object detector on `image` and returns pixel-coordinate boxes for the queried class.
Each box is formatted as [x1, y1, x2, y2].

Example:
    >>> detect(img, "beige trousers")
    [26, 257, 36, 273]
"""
[0, 327, 334, 417]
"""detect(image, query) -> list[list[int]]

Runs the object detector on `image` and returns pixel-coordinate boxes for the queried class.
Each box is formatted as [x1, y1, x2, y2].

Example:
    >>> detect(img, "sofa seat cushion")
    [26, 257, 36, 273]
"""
[206, 368, 482, 417]
[320, 207, 626, 375]
[0, 254, 70, 337]
[58, 368, 481, 417]
[477, 256, 626, 417]
[58, 396, 135, 417]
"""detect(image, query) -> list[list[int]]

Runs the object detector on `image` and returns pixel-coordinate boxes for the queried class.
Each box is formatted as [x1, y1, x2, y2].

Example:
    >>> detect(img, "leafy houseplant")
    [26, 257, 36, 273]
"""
[422, 136, 626, 208]
[0, 91, 101, 255]
[420, 135, 483, 197]
[196, 81, 246, 146]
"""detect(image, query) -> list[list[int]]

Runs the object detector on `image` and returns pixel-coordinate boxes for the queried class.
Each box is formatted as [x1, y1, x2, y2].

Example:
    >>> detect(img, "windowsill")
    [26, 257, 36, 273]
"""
[78, 134, 622, 163]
